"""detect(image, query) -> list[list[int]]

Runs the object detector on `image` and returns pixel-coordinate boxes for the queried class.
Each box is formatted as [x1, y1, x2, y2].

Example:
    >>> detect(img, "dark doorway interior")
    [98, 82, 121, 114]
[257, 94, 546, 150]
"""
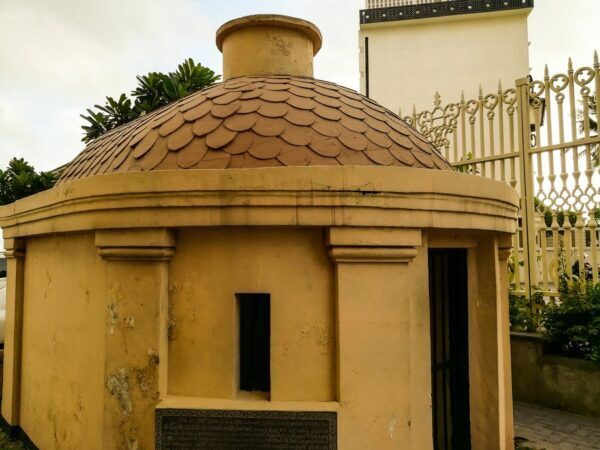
[429, 249, 471, 450]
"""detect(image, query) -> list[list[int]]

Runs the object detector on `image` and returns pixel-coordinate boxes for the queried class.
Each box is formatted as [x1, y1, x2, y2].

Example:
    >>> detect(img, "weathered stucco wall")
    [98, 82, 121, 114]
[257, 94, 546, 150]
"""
[20, 233, 106, 449]
[511, 333, 600, 418]
[168, 228, 335, 402]
[0, 167, 519, 450]
[359, 11, 531, 113]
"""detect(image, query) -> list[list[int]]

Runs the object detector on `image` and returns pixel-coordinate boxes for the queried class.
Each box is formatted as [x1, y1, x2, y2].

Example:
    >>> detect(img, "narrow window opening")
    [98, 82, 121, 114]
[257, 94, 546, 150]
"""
[237, 293, 271, 393]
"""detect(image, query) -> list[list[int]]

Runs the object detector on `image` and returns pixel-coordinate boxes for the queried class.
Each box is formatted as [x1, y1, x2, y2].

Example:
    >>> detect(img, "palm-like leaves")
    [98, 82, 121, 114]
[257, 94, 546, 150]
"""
[0, 158, 58, 205]
[82, 59, 220, 143]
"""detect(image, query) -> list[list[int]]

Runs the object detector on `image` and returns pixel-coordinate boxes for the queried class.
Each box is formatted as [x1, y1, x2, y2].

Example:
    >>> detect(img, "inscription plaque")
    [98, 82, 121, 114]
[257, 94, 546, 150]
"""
[156, 409, 337, 450]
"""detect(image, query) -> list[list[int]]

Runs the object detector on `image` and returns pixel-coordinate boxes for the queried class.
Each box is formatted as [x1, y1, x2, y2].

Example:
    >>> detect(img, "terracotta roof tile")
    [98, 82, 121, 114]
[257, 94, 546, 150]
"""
[257, 102, 289, 118]
[365, 128, 393, 148]
[224, 113, 257, 132]
[336, 148, 373, 166]
[211, 102, 241, 119]
[338, 129, 368, 151]
[213, 91, 242, 105]
[312, 119, 343, 137]
[340, 116, 368, 134]
[313, 105, 342, 121]
[413, 150, 434, 168]
[179, 95, 208, 112]
[183, 102, 213, 121]
[237, 99, 261, 113]
[193, 115, 222, 136]
[260, 90, 290, 103]
[167, 124, 194, 151]
[132, 129, 159, 158]
[177, 139, 208, 168]
[277, 143, 312, 166]
[365, 148, 396, 166]
[389, 147, 416, 166]
[287, 96, 318, 111]
[248, 136, 283, 159]
[364, 116, 392, 134]
[159, 115, 185, 137]
[314, 86, 341, 98]
[141, 138, 169, 171]
[310, 136, 341, 157]
[281, 125, 315, 146]
[223, 131, 254, 154]
[206, 125, 237, 149]
[194, 150, 231, 169]
[58, 75, 451, 183]
[285, 109, 315, 127]
[253, 117, 287, 137]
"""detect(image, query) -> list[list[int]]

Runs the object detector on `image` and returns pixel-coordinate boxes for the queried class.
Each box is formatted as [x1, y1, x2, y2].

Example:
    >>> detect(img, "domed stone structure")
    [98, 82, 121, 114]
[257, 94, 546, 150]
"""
[59, 43, 450, 181]
[0, 14, 518, 450]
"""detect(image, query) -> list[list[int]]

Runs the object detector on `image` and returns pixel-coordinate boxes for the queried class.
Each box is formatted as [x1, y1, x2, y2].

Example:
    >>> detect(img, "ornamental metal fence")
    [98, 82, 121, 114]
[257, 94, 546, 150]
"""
[403, 54, 600, 306]
[365, 0, 447, 8]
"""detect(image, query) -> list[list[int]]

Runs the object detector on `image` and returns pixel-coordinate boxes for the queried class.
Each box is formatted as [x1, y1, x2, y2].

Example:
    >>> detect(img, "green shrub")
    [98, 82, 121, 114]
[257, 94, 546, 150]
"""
[509, 294, 534, 331]
[541, 281, 600, 362]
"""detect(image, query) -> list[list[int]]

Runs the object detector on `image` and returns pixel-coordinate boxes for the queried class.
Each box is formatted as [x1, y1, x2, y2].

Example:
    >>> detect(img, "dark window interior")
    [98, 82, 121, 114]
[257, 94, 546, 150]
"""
[238, 293, 271, 392]
[429, 249, 471, 450]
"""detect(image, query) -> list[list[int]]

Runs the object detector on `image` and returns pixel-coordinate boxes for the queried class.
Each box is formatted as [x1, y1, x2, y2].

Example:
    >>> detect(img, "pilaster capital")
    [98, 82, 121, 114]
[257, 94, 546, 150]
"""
[498, 234, 514, 262]
[95, 228, 175, 262]
[498, 248, 513, 262]
[327, 227, 421, 264]
[3, 238, 25, 259]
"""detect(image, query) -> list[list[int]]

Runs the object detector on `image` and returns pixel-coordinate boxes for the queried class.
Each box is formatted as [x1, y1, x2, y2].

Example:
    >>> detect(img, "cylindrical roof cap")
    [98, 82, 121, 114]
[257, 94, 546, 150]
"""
[216, 14, 323, 80]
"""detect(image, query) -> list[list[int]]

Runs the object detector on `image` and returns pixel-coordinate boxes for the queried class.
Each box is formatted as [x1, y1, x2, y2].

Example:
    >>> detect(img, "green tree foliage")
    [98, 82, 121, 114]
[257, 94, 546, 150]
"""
[0, 158, 58, 205]
[81, 59, 220, 143]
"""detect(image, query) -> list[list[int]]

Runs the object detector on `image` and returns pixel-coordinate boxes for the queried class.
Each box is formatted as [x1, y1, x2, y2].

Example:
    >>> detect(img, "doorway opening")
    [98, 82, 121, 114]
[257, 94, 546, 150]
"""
[429, 249, 471, 450]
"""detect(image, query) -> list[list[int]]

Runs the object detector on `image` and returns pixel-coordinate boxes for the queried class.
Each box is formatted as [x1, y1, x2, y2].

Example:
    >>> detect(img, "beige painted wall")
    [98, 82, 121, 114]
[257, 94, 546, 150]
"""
[168, 228, 336, 402]
[359, 11, 531, 113]
[0, 167, 519, 449]
[19, 233, 106, 450]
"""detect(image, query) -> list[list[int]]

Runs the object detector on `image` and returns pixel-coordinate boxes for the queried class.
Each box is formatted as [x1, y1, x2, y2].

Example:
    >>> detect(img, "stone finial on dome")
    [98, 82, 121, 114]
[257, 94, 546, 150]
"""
[216, 15, 323, 80]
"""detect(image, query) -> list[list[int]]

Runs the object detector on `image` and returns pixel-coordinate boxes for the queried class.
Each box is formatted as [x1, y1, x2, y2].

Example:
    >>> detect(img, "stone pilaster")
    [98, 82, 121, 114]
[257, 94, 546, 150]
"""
[498, 236, 515, 450]
[95, 229, 175, 450]
[1, 238, 26, 426]
[327, 227, 430, 450]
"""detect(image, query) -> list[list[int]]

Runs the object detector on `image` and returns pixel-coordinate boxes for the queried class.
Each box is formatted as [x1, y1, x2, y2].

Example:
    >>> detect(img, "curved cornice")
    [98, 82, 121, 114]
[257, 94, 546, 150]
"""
[0, 166, 518, 238]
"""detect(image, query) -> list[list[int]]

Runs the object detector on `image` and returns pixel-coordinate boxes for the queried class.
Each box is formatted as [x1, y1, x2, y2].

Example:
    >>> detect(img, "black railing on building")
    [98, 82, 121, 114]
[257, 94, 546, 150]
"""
[360, 0, 534, 25]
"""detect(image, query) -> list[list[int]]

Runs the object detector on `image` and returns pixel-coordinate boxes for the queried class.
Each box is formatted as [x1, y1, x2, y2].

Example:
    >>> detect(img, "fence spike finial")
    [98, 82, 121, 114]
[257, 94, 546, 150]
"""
[479, 84, 483, 98]
[568, 57, 574, 72]
[498, 79, 503, 92]
[544, 64, 549, 78]
[412, 103, 417, 115]
[594, 50, 599, 67]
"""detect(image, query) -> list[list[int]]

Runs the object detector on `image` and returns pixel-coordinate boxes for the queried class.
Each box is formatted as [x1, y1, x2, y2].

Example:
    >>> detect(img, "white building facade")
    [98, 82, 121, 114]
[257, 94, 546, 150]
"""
[359, 0, 534, 114]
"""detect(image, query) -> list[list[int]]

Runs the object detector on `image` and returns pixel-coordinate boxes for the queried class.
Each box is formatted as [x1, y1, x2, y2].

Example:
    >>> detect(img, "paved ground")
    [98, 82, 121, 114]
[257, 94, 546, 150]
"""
[0, 428, 25, 449]
[515, 402, 600, 450]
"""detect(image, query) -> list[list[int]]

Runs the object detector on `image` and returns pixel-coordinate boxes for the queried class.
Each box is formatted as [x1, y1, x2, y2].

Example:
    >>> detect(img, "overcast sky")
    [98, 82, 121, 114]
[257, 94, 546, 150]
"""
[0, 0, 598, 172]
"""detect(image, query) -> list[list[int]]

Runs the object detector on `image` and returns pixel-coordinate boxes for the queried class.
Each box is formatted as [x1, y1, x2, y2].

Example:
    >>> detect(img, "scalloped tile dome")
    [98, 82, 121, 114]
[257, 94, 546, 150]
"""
[58, 76, 452, 183]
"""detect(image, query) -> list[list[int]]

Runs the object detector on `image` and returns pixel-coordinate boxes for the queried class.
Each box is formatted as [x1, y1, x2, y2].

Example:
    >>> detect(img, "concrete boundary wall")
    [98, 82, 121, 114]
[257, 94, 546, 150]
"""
[511, 332, 600, 418]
